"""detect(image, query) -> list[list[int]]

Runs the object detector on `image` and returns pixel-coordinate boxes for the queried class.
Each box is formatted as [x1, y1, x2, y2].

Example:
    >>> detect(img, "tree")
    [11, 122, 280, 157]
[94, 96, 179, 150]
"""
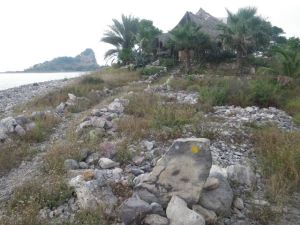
[101, 15, 139, 65]
[137, 19, 162, 56]
[171, 23, 210, 73]
[218, 7, 273, 74]
[273, 38, 300, 77]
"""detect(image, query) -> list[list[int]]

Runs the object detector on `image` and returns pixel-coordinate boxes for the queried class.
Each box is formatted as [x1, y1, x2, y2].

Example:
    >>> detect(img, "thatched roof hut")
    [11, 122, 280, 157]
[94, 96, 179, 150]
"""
[174, 8, 223, 38]
[156, 8, 224, 56]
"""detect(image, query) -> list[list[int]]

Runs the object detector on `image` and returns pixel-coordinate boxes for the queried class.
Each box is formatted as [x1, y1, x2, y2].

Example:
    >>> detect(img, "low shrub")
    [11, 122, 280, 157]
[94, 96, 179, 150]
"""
[159, 58, 176, 68]
[115, 141, 132, 164]
[249, 78, 281, 107]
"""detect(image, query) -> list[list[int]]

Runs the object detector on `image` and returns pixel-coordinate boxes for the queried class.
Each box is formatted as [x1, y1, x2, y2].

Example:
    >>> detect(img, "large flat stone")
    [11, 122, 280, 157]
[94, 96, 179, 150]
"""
[136, 138, 212, 206]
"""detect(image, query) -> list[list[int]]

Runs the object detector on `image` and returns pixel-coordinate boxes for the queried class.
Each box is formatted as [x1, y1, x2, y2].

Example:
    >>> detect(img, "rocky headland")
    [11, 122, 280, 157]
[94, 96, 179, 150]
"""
[24, 48, 100, 72]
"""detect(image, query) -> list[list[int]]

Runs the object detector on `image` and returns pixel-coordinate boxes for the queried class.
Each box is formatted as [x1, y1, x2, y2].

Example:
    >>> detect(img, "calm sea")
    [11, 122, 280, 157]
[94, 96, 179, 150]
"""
[0, 72, 86, 91]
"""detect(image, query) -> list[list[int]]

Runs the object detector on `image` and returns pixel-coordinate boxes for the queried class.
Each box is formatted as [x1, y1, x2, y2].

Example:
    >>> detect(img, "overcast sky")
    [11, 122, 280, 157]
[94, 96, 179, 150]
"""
[0, 0, 299, 72]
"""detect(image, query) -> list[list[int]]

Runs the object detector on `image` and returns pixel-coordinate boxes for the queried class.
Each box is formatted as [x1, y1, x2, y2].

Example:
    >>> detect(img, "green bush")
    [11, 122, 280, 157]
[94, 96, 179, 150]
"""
[199, 80, 230, 105]
[151, 104, 194, 128]
[141, 65, 166, 75]
[80, 76, 104, 85]
[249, 78, 280, 107]
[159, 58, 176, 68]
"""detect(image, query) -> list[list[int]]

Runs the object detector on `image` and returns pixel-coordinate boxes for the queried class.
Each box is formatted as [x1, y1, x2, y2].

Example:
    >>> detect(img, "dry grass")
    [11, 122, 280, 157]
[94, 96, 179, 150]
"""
[0, 142, 33, 176]
[117, 92, 198, 141]
[65, 207, 106, 225]
[20, 68, 139, 112]
[1, 175, 73, 225]
[253, 126, 300, 203]
[22, 114, 60, 143]
[248, 205, 279, 225]
[0, 114, 60, 175]
[117, 115, 150, 140]
[43, 142, 83, 175]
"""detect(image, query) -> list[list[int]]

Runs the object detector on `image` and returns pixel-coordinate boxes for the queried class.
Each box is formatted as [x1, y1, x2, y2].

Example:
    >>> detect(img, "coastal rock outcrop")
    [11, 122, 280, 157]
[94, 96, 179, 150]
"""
[24, 48, 100, 72]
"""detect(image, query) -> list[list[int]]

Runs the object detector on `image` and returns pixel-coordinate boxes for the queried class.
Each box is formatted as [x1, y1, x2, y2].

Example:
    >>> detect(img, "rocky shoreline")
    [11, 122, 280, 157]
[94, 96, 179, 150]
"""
[0, 78, 76, 116]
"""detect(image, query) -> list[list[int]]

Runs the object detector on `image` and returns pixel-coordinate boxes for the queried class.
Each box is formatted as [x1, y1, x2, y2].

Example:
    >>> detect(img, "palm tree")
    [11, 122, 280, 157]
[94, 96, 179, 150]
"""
[171, 23, 210, 73]
[272, 38, 300, 77]
[218, 7, 272, 74]
[101, 15, 139, 65]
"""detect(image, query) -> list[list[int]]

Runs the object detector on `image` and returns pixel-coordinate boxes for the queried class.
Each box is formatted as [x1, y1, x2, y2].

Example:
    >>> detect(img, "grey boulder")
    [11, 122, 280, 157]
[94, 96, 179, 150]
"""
[199, 171, 233, 216]
[226, 164, 256, 187]
[166, 195, 205, 225]
[120, 196, 151, 225]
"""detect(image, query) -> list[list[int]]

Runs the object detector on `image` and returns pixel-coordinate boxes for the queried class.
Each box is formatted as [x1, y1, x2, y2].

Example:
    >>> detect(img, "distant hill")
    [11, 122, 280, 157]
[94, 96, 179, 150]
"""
[24, 48, 100, 72]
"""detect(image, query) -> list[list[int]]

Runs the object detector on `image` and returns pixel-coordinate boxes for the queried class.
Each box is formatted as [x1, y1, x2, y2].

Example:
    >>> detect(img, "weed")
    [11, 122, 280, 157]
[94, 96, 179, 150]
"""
[115, 141, 132, 164]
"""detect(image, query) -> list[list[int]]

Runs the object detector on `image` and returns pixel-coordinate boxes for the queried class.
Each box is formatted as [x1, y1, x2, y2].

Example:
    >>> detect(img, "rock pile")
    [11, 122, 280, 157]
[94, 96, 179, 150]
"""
[0, 112, 50, 143]
[146, 85, 198, 105]
[76, 98, 128, 135]
[117, 138, 255, 225]
[213, 106, 297, 131]
[56, 93, 90, 113]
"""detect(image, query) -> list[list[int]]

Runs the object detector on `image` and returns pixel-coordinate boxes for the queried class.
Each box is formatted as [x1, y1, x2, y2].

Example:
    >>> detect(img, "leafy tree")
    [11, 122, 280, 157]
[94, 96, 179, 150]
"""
[171, 23, 210, 73]
[271, 26, 287, 44]
[137, 19, 162, 56]
[101, 15, 139, 65]
[218, 7, 273, 74]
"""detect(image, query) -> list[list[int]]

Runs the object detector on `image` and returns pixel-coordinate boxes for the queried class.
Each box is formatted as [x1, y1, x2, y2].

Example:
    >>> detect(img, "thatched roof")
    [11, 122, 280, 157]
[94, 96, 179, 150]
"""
[173, 8, 224, 38]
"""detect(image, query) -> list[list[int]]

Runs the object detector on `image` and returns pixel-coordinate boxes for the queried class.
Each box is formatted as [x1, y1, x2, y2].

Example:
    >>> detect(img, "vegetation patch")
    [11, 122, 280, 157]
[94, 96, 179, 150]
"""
[22, 114, 60, 143]
[118, 93, 199, 141]
[43, 142, 83, 175]
[20, 69, 139, 112]
[0, 142, 33, 176]
[1, 176, 73, 225]
[253, 126, 300, 203]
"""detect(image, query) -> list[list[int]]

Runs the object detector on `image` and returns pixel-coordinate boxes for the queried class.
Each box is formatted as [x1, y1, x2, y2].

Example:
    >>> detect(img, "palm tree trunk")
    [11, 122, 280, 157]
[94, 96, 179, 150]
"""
[237, 51, 244, 76]
[185, 48, 191, 74]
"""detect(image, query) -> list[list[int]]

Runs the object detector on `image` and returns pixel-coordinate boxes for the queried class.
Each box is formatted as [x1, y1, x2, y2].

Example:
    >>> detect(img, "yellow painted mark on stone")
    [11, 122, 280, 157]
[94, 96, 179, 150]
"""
[191, 145, 201, 154]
